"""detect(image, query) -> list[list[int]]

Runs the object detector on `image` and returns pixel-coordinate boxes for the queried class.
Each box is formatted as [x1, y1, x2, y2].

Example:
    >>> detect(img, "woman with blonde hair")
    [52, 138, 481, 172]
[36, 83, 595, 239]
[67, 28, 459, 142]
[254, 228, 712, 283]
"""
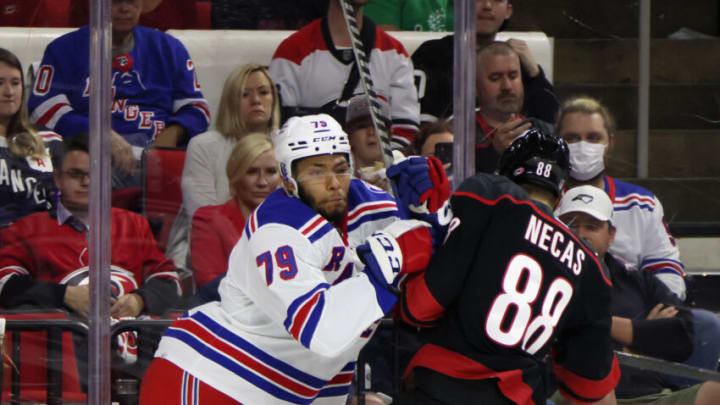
[0, 48, 63, 227]
[189, 134, 279, 287]
[182, 63, 280, 217]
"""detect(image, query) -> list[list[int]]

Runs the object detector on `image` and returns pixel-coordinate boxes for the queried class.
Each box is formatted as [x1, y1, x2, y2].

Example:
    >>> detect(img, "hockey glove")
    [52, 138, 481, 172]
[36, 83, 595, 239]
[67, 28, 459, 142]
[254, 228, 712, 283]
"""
[387, 156, 453, 241]
[357, 220, 434, 289]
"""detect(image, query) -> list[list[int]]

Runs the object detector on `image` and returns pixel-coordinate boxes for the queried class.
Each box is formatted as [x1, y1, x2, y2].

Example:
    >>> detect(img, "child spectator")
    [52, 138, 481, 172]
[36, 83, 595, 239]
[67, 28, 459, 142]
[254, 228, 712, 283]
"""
[0, 48, 62, 228]
[189, 134, 279, 287]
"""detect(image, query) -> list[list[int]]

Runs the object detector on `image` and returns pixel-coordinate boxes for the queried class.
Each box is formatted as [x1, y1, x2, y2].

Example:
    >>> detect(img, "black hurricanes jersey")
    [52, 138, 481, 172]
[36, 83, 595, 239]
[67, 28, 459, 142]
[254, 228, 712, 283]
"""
[401, 173, 620, 405]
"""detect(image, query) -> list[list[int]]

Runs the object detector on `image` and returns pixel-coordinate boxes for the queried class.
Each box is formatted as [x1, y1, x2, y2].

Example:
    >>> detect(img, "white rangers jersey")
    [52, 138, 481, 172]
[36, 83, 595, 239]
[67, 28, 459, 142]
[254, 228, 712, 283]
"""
[604, 176, 686, 299]
[269, 17, 420, 149]
[154, 179, 402, 404]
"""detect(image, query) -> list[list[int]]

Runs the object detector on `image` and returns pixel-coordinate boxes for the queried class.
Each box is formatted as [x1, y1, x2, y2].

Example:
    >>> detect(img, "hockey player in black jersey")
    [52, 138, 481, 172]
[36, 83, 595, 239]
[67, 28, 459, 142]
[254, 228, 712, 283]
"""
[396, 129, 620, 405]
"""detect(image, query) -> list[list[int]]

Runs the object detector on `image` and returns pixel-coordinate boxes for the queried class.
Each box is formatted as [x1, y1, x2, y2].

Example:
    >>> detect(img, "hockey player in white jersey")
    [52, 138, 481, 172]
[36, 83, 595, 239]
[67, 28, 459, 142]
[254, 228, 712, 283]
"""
[140, 114, 443, 405]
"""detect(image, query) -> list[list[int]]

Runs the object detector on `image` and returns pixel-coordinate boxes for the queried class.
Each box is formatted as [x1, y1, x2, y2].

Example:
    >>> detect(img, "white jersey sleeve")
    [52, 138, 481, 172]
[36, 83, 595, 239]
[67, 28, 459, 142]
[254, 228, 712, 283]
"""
[640, 196, 686, 299]
[222, 222, 395, 358]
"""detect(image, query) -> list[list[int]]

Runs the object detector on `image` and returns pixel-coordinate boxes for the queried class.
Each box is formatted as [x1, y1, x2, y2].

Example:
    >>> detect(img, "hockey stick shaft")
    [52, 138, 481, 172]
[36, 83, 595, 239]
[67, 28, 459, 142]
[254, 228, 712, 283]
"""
[615, 351, 720, 382]
[338, 0, 396, 174]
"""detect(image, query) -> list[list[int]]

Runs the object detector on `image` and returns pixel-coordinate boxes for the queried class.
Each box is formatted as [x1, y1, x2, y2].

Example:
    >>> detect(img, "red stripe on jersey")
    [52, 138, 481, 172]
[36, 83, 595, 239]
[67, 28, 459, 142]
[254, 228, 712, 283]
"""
[614, 194, 654, 205]
[191, 102, 211, 121]
[554, 354, 620, 403]
[402, 273, 445, 326]
[604, 176, 616, 202]
[373, 28, 409, 56]
[453, 191, 610, 287]
[271, 19, 326, 65]
[301, 216, 325, 236]
[404, 344, 535, 405]
[347, 202, 397, 222]
[184, 372, 194, 405]
[36, 102, 70, 127]
[173, 319, 319, 398]
[249, 210, 256, 233]
[289, 290, 323, 340]
[326, 371, 354, 386]
[38, 132, 62, 141]
[643, 262, 685, 276]
[391, 126, 417, 145]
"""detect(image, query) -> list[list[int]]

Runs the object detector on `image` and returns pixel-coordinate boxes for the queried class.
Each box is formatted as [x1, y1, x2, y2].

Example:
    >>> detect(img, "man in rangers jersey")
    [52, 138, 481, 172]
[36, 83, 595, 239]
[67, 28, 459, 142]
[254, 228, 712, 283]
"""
[398, 129, 619, 405]
[555, 96, 685, 299]
[269, 0, 420, 151]
[28, 0, 210, 183]
[141, 114, 441, 404]
[0, 133, 181, 317]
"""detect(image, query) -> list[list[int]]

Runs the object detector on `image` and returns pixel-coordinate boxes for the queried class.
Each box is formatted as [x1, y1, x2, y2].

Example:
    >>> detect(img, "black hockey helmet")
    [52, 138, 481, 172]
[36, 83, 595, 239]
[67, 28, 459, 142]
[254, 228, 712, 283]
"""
[498, 128, 570, 197]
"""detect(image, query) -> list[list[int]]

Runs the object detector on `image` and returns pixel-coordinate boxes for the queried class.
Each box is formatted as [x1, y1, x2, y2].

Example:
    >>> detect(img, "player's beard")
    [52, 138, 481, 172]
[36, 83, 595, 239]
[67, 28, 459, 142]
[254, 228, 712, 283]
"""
[297, 184, 347, 226]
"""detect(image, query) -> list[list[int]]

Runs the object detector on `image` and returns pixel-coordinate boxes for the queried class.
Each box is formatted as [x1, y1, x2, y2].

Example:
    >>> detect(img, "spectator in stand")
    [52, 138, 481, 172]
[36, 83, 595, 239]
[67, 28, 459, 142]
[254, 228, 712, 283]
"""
[474, 42, 553, 173]
[412, 0, 558, 124]
[364, 0, 453, 31]
[556, 96, 720, 383]
[210, 0, 328, 29]
[0, 48, 63, 228]
[555, 185, 720, 405]
[344, 94, 394, 190]
[415, 119, 453, 158]
[555, 96, 685, 298]
[269, 0, 420, 151]
[190, 134, 279, 288]
[182, 64, 280, 218]
[70, 0, 201, 31]
[0, 133, 180, 318]
[28, 0, 210, 188]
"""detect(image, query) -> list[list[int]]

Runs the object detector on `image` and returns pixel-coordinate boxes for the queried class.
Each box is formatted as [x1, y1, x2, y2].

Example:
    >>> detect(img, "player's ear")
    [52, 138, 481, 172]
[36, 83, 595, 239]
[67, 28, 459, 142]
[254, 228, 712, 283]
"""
[283, 179, 296, 195]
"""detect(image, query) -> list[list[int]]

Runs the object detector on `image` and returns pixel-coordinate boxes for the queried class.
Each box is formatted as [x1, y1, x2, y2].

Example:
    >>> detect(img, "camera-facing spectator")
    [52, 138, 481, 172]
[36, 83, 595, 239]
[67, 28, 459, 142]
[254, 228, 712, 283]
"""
[412, 0, 558, 124]
[70, 0, 200, 31]
[0, 133, 180, 318]
[182, 64, 280, 217]
[28, 0, 210, 188]
[344, 94, 393, 191]
[269, 0, 420, 150]
[474, 42, 553, 174]
[190, 134, 280, 288]
[0, 48, 63, 228]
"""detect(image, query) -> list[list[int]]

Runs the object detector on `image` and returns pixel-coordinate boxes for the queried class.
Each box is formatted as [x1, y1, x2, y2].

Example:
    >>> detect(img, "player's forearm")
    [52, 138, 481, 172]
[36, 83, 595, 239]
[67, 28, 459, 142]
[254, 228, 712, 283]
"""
[610, 316, 633, 346]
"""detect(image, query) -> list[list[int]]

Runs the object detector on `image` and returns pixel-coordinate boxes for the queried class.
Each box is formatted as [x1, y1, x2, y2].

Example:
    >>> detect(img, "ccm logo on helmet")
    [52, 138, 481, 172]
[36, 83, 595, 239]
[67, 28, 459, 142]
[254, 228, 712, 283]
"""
[314, 136, 338, 142]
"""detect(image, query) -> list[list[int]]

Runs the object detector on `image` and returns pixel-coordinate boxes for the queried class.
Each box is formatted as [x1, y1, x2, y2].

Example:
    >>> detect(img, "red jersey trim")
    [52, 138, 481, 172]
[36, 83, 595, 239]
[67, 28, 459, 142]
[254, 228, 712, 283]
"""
[404, 344, 535, 405]
[554, 354, 620, 403]
[452, 191, 611, 286]
[401, 272, 445, 326]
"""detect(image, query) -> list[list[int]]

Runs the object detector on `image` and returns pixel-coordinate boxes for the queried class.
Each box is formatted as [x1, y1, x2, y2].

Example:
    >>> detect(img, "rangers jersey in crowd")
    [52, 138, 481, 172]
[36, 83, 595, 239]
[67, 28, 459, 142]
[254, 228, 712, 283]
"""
[0, 205, 180, 314]
[269, 17, 420, 149]
[603, 175, 686, 299]
[154, 179, 402, 404]
[0, 131, 62, 228]
[28, 25, 210, 147]
[400, 174, 619, 405]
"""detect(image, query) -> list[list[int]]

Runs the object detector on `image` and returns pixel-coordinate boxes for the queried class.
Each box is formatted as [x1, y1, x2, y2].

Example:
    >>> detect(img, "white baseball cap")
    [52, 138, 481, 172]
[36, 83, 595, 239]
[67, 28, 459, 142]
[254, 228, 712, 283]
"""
[555, 185, 614, 225]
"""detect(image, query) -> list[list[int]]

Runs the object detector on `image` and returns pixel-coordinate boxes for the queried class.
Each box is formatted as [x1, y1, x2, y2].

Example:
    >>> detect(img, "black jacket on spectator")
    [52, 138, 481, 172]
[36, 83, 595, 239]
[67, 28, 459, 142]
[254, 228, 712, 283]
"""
[606, 252, 695, 398]
[412, 34, 559, 124]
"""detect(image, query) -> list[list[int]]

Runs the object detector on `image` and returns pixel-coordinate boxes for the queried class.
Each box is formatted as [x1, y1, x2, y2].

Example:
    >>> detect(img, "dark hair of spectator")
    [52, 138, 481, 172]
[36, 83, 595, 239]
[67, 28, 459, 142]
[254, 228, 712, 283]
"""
[58, 133, 90, 168]
[414, 119, 454, 153]
[0, 48, 47, 159]
[555, 96, 616, 137]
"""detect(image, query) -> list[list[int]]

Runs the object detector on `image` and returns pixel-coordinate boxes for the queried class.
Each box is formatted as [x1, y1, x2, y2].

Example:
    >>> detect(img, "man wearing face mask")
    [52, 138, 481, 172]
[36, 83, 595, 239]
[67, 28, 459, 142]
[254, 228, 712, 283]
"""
[555, 96, 686, 300]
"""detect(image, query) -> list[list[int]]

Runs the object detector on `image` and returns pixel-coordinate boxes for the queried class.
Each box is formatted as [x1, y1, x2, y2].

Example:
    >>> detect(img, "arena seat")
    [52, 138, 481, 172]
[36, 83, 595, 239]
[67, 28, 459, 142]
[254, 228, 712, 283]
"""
[4, 27, 553, 122]
[0, 310, 86, 404]
[141, 147, 186, 254]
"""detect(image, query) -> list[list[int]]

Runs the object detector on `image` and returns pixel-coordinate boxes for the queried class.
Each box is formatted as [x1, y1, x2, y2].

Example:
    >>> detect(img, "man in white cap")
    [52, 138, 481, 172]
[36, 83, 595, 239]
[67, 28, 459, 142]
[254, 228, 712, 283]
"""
[556, 185, 720, 405]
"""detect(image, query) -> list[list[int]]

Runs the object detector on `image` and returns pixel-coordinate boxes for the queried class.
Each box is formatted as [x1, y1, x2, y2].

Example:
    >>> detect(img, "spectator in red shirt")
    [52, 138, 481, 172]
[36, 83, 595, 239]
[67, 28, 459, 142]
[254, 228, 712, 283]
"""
[189, 134, 279, 287]
[70, 0, 199, 30]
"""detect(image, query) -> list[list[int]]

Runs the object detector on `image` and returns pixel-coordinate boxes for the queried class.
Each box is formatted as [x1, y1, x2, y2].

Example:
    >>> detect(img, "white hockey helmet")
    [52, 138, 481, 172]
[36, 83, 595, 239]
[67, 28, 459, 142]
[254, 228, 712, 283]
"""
[273, 113, 352, 197]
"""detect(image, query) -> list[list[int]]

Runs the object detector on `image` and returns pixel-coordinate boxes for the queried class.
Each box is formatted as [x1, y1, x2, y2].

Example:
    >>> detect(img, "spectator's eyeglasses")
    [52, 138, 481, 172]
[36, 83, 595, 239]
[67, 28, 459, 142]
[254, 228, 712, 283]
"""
[63, 170, 90, 182]
[296, 167, 352, 184]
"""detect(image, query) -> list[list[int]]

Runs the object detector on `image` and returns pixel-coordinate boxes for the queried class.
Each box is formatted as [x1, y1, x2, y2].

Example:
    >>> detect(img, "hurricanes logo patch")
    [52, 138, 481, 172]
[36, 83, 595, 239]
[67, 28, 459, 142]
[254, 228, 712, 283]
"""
[513, 167, 525, 176]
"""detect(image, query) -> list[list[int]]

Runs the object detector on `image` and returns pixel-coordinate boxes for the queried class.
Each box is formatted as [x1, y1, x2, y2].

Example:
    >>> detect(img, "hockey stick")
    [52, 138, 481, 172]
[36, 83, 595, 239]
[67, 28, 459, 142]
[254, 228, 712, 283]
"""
[338, 0, 396, 174]
[615, 351, 720, 382]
